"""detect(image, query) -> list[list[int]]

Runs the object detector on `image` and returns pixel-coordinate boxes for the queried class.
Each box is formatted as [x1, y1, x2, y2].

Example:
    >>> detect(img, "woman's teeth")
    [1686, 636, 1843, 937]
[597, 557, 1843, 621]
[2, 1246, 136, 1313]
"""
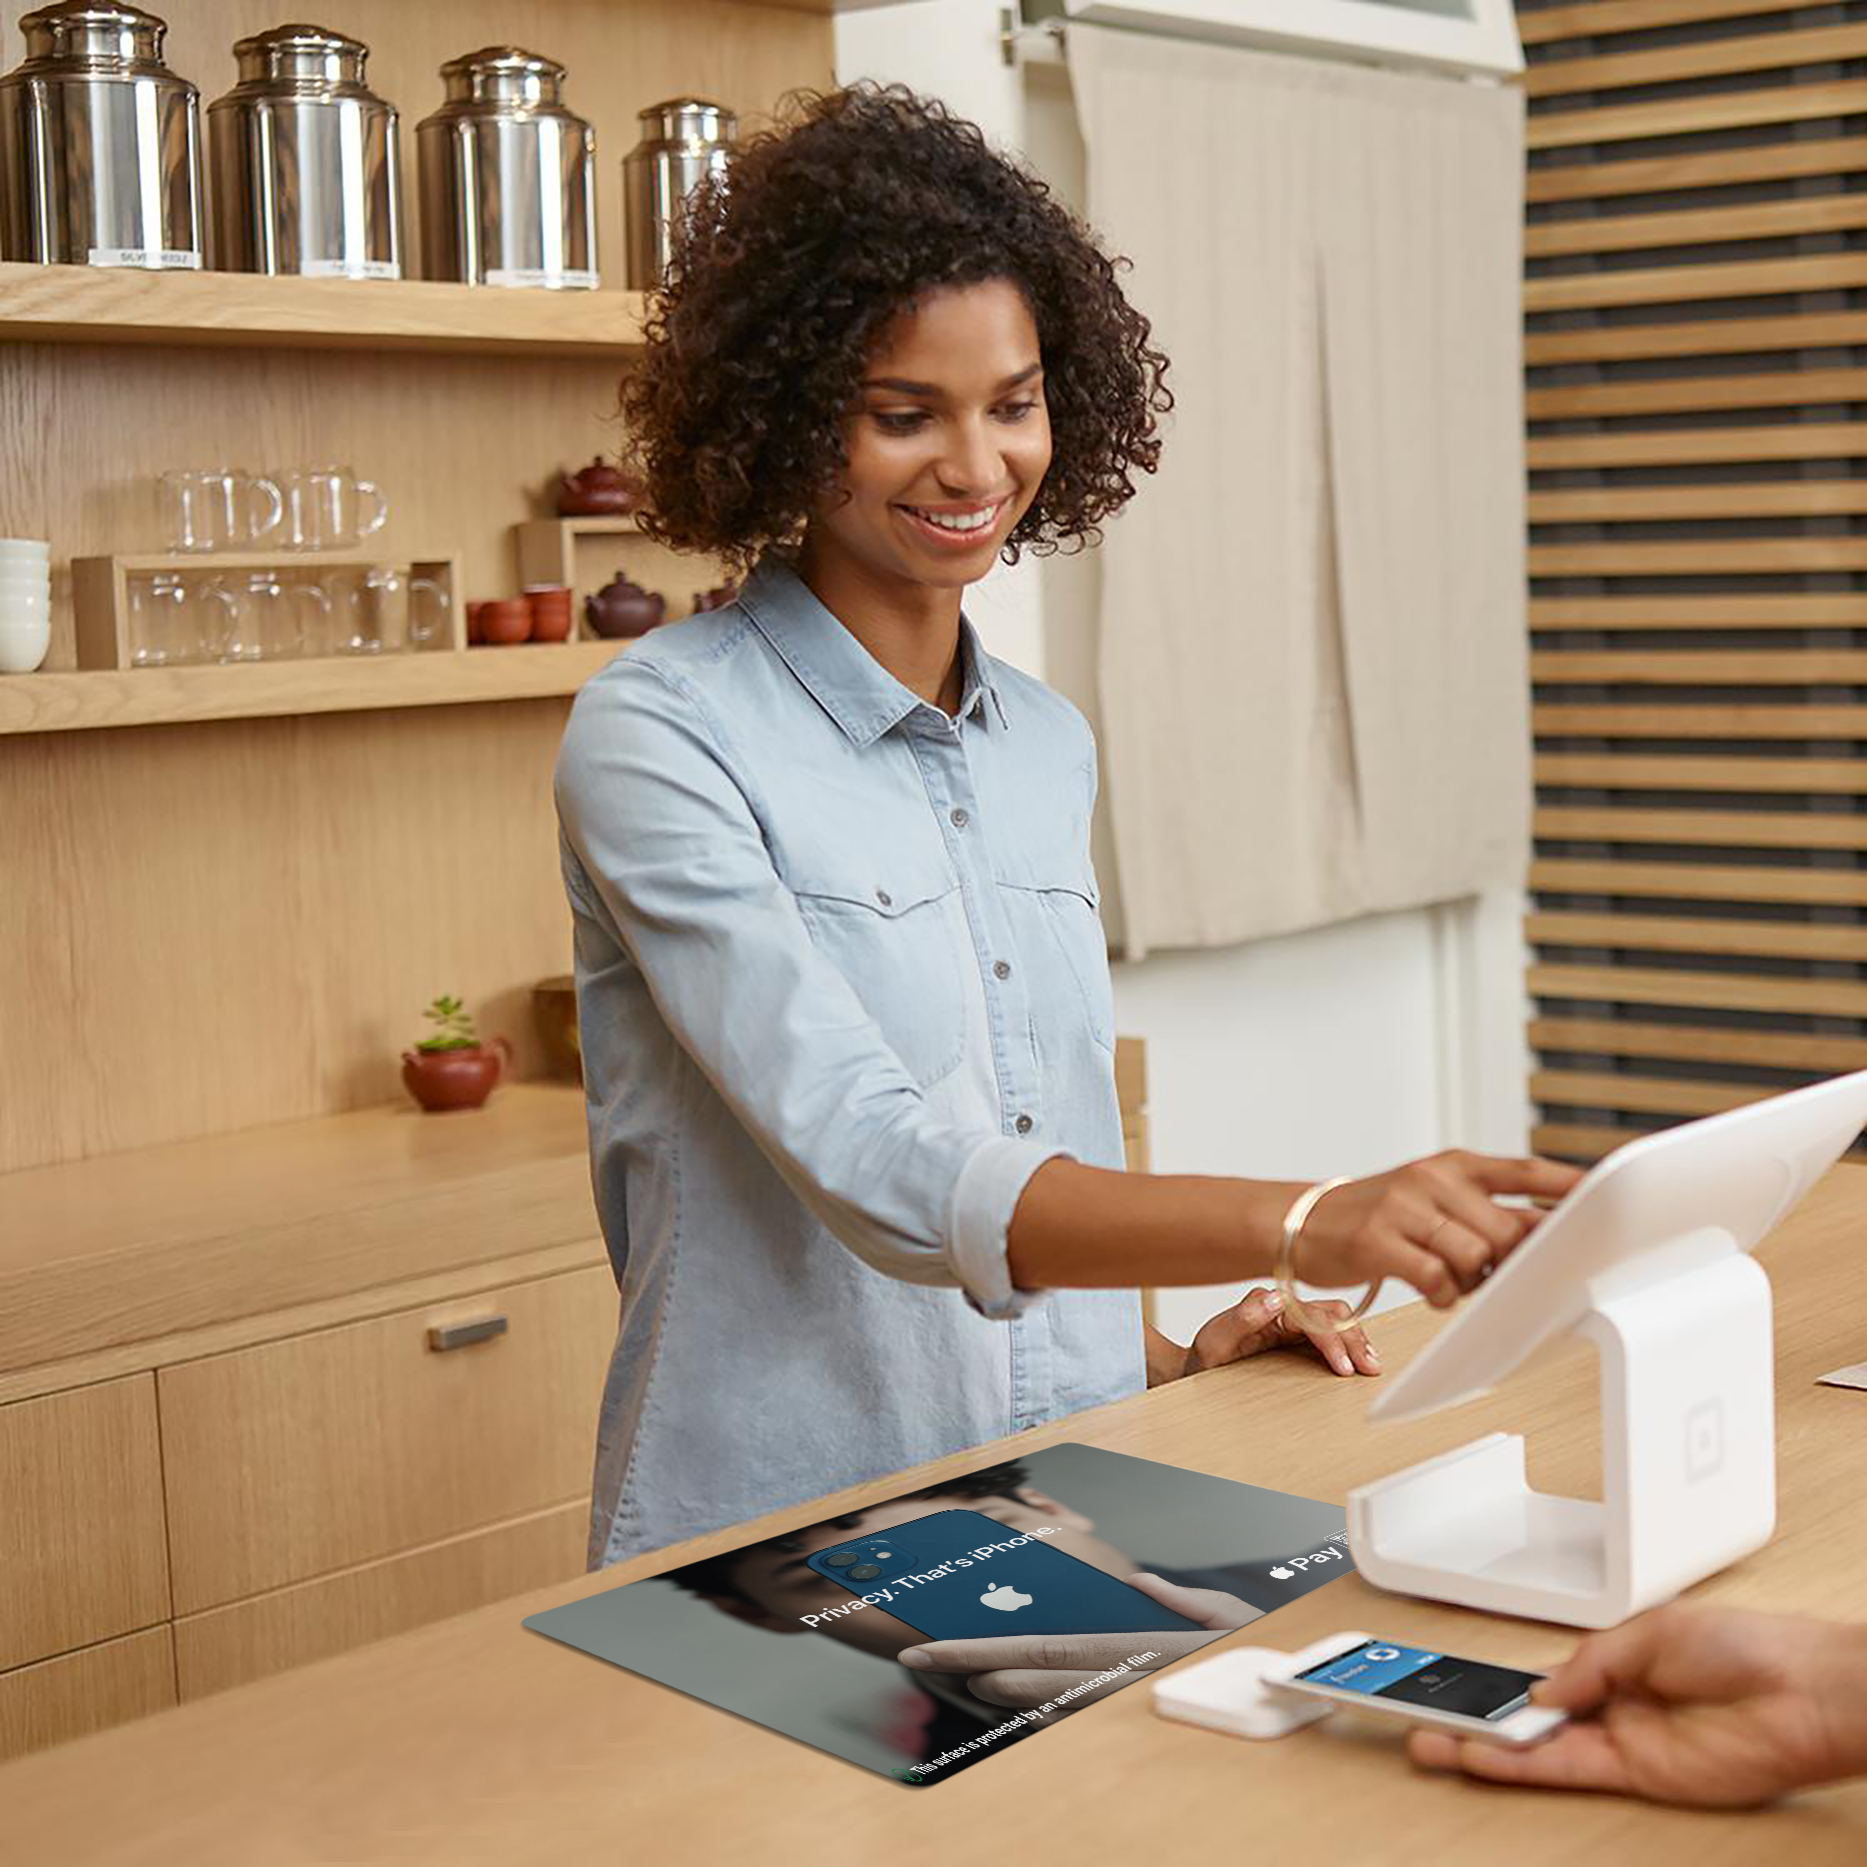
[906, 504, 998, 535]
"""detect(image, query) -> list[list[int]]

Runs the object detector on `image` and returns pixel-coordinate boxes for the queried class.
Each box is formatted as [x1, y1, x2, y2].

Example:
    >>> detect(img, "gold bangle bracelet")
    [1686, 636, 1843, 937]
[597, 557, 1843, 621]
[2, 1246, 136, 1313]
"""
[1275, 1175, 1378, 1335]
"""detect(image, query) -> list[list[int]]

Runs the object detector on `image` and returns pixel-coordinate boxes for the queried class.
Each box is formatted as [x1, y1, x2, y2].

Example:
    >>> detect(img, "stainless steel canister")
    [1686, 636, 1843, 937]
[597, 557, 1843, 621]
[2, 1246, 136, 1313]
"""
[622, 98, 733, 290]
[0, 2, 202, 267]
[207, 25, 401, 280]
[416, 47, 596, 289]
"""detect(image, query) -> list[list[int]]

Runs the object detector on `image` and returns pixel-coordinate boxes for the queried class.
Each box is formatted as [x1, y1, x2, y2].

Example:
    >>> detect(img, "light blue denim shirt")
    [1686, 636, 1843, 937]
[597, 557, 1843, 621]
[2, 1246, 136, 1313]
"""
[554, 554, 1143, 1567]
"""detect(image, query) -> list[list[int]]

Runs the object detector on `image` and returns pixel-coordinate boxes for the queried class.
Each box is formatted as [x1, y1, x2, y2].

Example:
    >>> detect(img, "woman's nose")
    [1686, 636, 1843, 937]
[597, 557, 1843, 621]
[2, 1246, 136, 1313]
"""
[935, 416, 1005, 494]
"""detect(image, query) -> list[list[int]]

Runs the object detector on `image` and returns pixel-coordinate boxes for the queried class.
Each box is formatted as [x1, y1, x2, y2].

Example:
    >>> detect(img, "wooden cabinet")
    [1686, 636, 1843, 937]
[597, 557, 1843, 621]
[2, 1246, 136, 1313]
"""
[0, 1246, 613, 1764]
[0, 1378, 169, 1673]
[161, 1267, 615, 1612]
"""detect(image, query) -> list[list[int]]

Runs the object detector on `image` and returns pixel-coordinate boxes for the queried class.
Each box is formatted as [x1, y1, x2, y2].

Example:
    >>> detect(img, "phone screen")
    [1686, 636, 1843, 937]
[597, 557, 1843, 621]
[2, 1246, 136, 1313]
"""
[1293, 1640, 1542, 1724]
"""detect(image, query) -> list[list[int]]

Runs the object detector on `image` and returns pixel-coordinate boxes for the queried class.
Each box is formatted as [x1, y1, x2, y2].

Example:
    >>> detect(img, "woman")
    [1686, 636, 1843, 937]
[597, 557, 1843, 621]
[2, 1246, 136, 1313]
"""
[554, 85, 1580, 1568]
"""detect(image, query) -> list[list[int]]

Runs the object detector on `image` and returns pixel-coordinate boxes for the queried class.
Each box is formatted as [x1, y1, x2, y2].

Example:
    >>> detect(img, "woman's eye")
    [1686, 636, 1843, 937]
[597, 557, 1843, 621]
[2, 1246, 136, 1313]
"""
[872, 410, 928, 435]
[996, 400, 1039, 422]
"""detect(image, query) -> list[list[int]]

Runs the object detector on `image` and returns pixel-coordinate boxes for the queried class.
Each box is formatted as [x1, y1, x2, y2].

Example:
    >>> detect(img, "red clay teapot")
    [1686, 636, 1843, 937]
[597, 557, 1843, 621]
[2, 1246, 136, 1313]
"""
[555, 457, 643, 517]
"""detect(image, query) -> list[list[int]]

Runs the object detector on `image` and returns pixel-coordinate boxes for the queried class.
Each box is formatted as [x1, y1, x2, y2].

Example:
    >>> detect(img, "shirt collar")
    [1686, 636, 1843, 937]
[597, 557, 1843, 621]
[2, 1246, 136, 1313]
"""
[738, 554, 1010, 748]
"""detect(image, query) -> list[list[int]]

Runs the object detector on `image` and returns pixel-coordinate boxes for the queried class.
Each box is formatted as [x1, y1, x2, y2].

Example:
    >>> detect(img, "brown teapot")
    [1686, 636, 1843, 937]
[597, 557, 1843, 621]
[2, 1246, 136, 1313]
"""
[555, 457, 643, 517]
[691, 582, 741, 614]
[585, 571, 667, 638]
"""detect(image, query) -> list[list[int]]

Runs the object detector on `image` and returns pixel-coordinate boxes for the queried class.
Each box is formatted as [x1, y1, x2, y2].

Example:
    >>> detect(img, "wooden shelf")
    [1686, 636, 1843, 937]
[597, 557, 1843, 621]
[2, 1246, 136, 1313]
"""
[0, 262, 646, 359]
[0, 639, 625, 736]
[0, 1084, 598, 1381]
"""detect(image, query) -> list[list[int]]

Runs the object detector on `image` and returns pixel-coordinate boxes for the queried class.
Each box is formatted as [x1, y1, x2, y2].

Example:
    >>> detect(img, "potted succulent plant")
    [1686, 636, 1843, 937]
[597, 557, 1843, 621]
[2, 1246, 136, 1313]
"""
[401, 994, 512, 1112]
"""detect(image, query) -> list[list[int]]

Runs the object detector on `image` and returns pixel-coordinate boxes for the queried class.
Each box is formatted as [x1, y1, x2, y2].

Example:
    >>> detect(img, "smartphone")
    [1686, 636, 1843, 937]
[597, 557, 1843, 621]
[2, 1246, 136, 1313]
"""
[1274, 1633, 1567, 1747]
[804, 1508, 1206, 1642]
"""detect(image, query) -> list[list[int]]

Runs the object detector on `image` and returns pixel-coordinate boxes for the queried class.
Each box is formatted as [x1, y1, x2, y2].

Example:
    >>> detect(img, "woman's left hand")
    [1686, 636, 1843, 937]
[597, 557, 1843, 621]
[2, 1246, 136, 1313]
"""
[1183, 1286, 1380, 1379]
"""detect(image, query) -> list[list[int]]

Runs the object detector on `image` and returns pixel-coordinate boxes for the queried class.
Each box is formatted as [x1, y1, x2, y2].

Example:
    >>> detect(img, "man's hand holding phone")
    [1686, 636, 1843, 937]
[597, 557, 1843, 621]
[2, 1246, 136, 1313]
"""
[1409, 1604, 1867, 1808]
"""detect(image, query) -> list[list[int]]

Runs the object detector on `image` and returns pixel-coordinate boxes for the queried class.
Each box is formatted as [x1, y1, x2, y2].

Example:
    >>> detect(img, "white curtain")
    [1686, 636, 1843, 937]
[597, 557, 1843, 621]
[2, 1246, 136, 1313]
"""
[1068, 26, 1529, 958]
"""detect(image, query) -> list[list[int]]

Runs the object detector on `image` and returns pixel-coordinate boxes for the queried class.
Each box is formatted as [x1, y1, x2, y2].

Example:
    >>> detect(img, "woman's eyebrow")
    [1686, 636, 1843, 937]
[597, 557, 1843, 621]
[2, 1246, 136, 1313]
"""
[862, 363, 1043, 396]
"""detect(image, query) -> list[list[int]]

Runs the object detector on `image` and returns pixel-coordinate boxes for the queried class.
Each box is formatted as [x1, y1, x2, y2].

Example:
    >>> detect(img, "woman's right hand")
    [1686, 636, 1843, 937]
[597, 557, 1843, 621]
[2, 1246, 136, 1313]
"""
[1294, 1150, 1586, 1309]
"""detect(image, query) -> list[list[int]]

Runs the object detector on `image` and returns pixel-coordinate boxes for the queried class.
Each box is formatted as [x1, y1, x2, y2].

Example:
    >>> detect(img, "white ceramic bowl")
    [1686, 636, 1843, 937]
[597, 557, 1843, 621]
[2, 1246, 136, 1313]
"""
[0, 598, 51, 626]
[0, 616, 51, 672]
[0, 567, 49, 586]
[0, 537, 50, 554]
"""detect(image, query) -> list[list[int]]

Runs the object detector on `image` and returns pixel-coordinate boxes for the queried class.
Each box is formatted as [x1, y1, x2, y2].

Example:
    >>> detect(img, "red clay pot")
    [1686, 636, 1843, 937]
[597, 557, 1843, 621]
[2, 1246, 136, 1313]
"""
[524, 586, 573, 641]
[401, 1035, 512, 1112]
[477, 598, 532, 646]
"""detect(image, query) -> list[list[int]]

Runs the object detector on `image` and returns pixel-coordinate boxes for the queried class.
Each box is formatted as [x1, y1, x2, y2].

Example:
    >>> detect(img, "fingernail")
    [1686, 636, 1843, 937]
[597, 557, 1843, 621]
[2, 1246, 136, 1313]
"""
[898, 1648, 932, 1668]
[1261, 1291, 1283, 1314]
[1332, 1352, 1352, 1375]
[1365, 1346, 1382, 1367]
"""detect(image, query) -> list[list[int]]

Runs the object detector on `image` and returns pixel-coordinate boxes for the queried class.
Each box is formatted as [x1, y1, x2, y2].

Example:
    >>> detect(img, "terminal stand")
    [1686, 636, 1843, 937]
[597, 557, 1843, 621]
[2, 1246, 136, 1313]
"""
[1349, 1251, 1775, 1629]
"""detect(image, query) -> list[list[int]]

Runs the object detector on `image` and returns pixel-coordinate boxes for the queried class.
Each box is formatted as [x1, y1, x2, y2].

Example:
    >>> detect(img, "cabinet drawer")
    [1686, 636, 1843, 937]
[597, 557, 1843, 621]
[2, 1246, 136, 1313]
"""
[175, 1499, 588, 1700]
[0, 1626, 176, 1764]
[0, 1376, 169, 1672]
[160, 1265, 615, 1614]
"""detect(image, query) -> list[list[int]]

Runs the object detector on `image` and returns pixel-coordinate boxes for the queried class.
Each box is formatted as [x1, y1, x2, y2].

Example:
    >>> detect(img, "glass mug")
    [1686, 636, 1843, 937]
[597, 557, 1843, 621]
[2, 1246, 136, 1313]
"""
[278, 467, 389, 552]
[159, 470, 285, 553]
[219, 569, 332, 662]
[127, 570, 239, 668]
[322, 566, 447, 653]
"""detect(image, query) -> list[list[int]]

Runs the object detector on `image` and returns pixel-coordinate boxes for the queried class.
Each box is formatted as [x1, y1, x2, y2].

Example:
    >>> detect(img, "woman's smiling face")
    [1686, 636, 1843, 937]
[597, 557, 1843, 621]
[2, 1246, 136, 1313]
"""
[808, 276, 1052, 591]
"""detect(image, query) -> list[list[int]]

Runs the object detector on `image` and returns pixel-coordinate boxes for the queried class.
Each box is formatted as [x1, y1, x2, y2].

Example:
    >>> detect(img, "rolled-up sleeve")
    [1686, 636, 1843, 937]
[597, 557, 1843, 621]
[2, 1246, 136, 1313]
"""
[554, 657, 1062, 1314]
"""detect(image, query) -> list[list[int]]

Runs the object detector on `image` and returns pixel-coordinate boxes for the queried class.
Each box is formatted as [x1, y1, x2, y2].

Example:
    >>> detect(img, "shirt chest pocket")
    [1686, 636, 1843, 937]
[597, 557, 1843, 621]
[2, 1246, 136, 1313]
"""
[781, 853, 970, 1089]
[998, 861, 1116, 1057]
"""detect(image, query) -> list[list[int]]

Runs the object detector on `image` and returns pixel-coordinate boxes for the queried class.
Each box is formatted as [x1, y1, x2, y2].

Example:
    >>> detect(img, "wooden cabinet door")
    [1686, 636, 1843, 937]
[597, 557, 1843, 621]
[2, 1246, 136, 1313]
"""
[0, 1627, 176, 1763]
[159, 1265, 615, 1613]
[174, 1500, 588, 1699]
[0, 1376, 169, 1672]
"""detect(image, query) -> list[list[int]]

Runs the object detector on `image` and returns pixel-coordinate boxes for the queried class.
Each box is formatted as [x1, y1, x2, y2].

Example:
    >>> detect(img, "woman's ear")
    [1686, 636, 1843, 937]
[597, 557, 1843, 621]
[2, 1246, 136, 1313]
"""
[694, 1593, 809, 1635]
[1007, 1485, 1094, 1534]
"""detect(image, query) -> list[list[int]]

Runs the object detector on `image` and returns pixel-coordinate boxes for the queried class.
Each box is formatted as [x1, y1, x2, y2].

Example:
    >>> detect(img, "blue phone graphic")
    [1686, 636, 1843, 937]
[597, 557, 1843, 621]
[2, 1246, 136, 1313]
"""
[804, 1508, 1205, 1641]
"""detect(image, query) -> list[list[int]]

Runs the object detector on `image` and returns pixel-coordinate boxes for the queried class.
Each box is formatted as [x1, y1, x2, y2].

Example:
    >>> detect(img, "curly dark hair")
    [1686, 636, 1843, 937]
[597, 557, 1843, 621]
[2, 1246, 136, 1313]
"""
[658, 1461, 1036, 1607]
[621, 84, 1171, 576]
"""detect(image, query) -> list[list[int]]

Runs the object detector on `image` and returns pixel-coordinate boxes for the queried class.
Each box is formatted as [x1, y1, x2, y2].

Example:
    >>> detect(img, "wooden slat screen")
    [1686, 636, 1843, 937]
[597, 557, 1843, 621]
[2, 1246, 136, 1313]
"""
[1517, 0, 1867, 1162]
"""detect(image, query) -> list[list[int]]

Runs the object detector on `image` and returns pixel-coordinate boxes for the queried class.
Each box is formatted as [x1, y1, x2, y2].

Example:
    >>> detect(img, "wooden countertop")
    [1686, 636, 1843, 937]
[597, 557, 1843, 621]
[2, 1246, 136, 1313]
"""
[3, 1167, 1865, 1864]
[0, 1085, 598, 1381]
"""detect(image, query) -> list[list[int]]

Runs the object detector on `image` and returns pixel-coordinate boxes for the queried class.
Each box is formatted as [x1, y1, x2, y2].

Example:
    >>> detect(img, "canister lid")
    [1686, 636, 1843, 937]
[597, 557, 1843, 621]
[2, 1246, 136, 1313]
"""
[637, 97, 736, 145]
[231, 23, 370, 90]
[18, 2, 167, 67]
[438, 46, 565, 107]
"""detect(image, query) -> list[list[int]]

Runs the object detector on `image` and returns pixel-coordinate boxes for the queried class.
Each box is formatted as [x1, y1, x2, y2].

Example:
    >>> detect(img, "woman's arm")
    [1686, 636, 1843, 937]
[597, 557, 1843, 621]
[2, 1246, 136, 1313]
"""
[1010, 1151, 1583, 1308]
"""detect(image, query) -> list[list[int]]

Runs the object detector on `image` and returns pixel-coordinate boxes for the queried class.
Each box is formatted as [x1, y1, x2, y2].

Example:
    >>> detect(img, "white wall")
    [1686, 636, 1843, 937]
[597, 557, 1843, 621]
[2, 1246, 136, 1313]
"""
[834, 4, 1531, 1349]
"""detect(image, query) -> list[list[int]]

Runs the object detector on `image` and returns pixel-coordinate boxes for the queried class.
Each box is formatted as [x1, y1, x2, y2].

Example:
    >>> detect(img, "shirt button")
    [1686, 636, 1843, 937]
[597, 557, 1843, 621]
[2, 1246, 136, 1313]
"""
[875, 888, 892, 907]
[949, 807, 970, 830]
[993, 960, 1012, 981]
[1014, 1114, 1034, 1135]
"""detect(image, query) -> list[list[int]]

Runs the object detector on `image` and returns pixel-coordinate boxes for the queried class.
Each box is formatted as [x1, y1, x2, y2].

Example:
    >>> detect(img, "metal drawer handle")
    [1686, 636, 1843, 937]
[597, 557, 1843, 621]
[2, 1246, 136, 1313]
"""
[426, 1314, 509, 1353]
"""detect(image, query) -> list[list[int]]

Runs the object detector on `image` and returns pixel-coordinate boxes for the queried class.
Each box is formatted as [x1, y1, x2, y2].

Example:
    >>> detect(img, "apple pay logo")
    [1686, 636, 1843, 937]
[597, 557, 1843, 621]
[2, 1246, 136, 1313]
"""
[1268, 1537, 1348, 1583]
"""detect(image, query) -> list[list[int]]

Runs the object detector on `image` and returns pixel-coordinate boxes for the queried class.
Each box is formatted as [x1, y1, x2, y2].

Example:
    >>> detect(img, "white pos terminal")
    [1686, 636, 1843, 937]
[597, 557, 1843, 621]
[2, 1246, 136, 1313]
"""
[1348, 1067, 1867, 1629]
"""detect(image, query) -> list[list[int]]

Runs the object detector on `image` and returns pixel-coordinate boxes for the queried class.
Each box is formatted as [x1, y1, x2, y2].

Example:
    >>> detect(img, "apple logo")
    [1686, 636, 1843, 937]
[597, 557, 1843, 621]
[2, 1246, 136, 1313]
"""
[1269, 1566, 1294, 1580]
[980, 1581, 1033, 1612]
